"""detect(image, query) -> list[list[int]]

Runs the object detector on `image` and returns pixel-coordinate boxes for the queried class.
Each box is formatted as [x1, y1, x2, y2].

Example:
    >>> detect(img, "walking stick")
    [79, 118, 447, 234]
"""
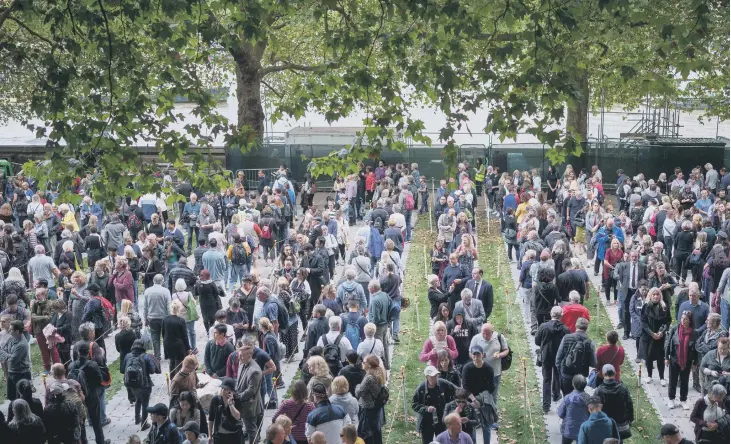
[505, 289, 510, 334]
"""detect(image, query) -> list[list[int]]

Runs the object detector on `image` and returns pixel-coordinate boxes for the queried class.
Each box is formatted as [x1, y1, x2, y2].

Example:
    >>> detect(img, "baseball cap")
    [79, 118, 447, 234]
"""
[470, 345, 484, 355]
[147, 403, 169, 417]
[180, 421, 200, 436]
[220, 377, 236, 392]
[602, 364, 616, 376]
[311, 383, 328, 395]
[658, 423, 679, 438]
[424, 366, 439, 377]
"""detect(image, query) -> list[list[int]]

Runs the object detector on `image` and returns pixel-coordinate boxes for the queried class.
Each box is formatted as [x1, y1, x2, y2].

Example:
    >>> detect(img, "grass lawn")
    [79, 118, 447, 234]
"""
[477, 219, 546, 444]
[383, 218, 434, 444]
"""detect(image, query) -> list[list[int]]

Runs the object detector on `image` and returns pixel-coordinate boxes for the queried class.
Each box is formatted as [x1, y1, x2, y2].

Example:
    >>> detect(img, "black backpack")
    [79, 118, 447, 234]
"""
[124, 354, 147, 389]
[322, 333, 345, 375]
[562, 336, 588, 375]
[373, 215, 385, 234]
[68, 362, 90, 397]
[231, 244, 248, 266]
[269, 297, 291, 330]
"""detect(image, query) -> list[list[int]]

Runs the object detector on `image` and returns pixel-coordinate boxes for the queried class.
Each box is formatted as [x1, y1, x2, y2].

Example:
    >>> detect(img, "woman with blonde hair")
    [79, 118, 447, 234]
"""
[330, 376, 359, 427]
[355, 354, 388, 444]
[22, 219, 37, 250]
[58, 203, 79, 232]
[115, 316, 137, 404]
[640, 287, 672, 385]
[162, 299, 191, 378]
[2, 266, 28, 308]
[379, 238, 402, 278]
[419, 320, 459, 367]
[306, 356, 333, 399]
[454, 233, 478, 271]
[146, 213, 164, 238]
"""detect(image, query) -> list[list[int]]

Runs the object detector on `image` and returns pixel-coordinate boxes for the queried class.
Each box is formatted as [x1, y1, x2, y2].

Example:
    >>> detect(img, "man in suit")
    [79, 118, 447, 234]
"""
[465, 268, 494, 321]
[454, 288, 486, 327]
[615, 250, 646, 339]
[235, 344, 263, 444]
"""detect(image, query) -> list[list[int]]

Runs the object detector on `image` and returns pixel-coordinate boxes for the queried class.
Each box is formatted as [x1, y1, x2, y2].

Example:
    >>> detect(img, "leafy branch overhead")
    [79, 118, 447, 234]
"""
[0, 0, 726, 199]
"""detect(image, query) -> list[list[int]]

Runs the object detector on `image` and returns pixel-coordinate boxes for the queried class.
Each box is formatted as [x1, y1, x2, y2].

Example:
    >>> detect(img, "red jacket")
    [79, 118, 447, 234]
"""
[596, 344, 625, 381]
[366, 173, 376, 191]
[111, 269, 135, 303]
[561, 303, 590, 333]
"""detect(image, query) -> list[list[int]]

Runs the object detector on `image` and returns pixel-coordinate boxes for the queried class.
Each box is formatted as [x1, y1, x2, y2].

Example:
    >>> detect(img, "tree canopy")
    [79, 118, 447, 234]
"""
[0, 0, 727, 207]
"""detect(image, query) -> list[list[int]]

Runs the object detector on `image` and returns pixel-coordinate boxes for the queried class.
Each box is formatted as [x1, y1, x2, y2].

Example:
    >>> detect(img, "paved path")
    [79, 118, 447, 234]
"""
[504, 242, 701, 442]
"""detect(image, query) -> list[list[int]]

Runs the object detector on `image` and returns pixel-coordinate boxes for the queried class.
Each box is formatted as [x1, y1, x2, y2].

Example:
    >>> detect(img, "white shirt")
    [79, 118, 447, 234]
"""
[317, 330, 353, 361]
[357, 337, 385, 361]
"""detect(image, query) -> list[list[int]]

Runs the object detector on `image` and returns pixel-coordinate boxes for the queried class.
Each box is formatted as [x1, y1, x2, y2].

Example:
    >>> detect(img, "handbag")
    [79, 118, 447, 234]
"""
[535, 348, 542, 367]
[141, 326, 153, 350]
[617, 421, 632, 439]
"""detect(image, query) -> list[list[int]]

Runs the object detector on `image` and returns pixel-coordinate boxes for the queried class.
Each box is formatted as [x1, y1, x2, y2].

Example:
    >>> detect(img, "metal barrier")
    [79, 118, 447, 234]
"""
[235, 168, 280, 191]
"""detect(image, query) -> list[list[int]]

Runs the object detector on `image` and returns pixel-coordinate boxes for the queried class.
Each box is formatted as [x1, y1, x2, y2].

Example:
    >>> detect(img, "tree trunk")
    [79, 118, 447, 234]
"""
[566, 71, 590, 143]
[232, 49, 265, 143]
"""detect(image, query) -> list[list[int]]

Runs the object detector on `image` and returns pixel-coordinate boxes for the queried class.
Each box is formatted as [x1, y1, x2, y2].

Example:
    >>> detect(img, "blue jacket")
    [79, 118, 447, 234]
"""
[557, 391, 590, 439]
[367, 227, 383, 259]
[577, 411, 620, 444]
[594, 225, 625, 262]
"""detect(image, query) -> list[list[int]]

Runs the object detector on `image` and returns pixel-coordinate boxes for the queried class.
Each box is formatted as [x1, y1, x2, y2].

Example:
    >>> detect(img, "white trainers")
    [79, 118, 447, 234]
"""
[666, 398, 676, 409]
[644, 377, 653, 384]
[681, 401, 690, 410]
[660, 379, 668, 387]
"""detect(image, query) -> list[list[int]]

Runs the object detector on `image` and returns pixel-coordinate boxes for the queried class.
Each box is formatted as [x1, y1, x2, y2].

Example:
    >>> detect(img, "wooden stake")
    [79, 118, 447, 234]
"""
[423, 245, 429, 279]
[401, 366, 408, 419]
[505, 288, 511, 334]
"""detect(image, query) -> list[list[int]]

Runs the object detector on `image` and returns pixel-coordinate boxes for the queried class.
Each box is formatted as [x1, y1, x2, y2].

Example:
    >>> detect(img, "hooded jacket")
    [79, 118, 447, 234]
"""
[577, 411, 620, 444]
[447, 307, 478, 366]
[338, 364, 365, 397]
[594, 379, 634, 425]
[535, 319, 570, 367]
[337, 280, 368, 312]
[557, 390, 590, 439]
[122, 345, 160, 389]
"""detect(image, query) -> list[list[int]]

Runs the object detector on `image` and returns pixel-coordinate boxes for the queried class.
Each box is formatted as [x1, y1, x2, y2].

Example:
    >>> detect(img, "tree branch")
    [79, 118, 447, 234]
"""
[7, 16, 54, 46]
[261, 79, 284, 99]
[0, 1, 19, 31]
[260, 60, 340, 76]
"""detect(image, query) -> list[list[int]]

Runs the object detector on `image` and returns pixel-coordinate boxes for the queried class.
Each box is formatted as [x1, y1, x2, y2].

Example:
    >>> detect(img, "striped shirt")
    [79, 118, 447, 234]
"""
[273, 399, 316, 441]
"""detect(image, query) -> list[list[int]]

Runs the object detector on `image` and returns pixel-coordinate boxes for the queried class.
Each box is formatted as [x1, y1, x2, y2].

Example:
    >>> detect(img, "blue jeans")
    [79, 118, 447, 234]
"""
[229, 264, 247, 289]
[722, 298, 730, 332]
[260, 373, 277, 404]
[391, 306, 401, 339]
[99, 387, 108, 422]
[186, 320, 196, 350]
[617, 289, 627, 326]
[405, 211, 413, 241]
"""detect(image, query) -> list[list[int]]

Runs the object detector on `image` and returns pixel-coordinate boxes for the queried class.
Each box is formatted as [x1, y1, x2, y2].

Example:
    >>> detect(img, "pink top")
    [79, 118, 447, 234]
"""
[419, 335, 459, 367]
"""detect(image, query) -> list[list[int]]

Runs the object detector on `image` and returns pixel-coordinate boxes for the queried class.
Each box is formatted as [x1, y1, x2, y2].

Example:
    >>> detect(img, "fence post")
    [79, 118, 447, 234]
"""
[522, 357, 528, 420]
[414, 283, 421, 330]
[505, 289, 510, 334]
[637, 363, 642, 413]
[401, 366, 408, 419]
[423, 245, 428, 278]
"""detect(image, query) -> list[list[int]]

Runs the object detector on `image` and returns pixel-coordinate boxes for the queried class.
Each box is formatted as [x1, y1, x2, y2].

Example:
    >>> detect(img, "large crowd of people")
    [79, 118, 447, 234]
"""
[0, 158, 727, 444]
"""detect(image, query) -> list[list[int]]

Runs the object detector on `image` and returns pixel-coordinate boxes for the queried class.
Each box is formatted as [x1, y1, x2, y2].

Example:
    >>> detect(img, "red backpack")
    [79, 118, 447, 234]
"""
[94, 296, 116, 323]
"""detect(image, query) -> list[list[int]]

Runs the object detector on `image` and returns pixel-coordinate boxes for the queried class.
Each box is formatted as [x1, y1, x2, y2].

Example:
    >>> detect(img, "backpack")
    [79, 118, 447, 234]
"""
[617, 185, 626, 199]
[68, 362, 90, 397]
[630, 207, 644, 226]
[124, 354, 147, 388]
[498, 333, 513, 371]
[231, 244, 248, 265]
[342, 314, 362, 350]
[373, 215, 385, 234]
[322, 333, 345, 375]
[269, 297, 291, 330]
[341, 286, 359, 308]
[94, 296, 115, 326]
[127, 212, 143, 231]
[261, 222, 272, 240]
[404, 193, 415, 211]
[279, 291, 300, 317]
[562, 336, 588, 375]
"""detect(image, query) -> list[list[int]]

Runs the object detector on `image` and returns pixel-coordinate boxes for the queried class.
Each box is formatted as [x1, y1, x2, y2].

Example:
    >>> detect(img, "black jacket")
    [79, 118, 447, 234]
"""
[44, 398, 82, 443]
[162, 315, 191, 359]
[461, 362, 495, 397]
[535, 319, 570, 367]
[594, 379, 634, 425]
[447, 308, 478, 366]
[338, 364, 366, 397]
[556, 331, 597, 378]
[464, 278, 494, 320]
[533, 282, 561, 316]
[674, 229, 696, 254]
[428, 287, 448, 319]
[411, 379, 458, 432]
[304, 317, 329, 357]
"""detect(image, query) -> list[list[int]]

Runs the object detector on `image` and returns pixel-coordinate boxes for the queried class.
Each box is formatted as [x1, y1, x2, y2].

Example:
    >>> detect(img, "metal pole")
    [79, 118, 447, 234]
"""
[430, 179, 435, 233]
[401, 367, 408, 418]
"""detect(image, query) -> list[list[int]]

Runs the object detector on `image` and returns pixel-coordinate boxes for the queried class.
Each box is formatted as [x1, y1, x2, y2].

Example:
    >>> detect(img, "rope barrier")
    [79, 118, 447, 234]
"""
[521, 357, 539, 444]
